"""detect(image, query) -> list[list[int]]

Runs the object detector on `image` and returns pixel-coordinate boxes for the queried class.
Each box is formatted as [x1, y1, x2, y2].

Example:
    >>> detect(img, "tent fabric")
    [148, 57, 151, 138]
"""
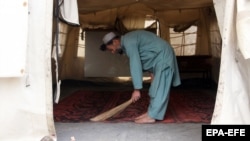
[212, 0, 250, 124]
[57, 1, 217, 81]
[59, 0, 80, 25]
[77, 0, 213, 15]
[0, 0, 28, 77]
[59, 26, 85, 80]
[0, 1, 56, 141]
[76, 0, 214, 54]
[236, 0, 250, 59]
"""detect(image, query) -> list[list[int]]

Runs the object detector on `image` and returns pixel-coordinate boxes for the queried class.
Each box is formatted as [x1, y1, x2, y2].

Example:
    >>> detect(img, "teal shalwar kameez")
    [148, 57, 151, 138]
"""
[121, 30, 181, 120]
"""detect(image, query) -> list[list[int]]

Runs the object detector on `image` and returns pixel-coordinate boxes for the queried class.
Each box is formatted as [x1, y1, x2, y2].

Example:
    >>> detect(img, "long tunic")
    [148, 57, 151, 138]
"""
[121, 30, 181, 120]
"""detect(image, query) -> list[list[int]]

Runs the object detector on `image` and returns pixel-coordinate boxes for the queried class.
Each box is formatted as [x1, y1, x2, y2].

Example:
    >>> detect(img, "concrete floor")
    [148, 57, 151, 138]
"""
[54, 78, 216, 141]
[55, 122, 204, 141]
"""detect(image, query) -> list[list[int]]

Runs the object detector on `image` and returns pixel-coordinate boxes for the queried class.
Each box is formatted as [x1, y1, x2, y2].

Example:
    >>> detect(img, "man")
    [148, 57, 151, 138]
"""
[100, 30, 181, 124]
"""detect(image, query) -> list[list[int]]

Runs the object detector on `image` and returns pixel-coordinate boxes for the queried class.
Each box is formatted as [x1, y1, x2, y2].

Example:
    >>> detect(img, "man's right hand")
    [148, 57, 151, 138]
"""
[131, 89, 141, 103]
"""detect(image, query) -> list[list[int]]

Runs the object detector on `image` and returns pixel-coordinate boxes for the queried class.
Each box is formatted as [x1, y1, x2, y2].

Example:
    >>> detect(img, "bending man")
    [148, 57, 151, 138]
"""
[100, 30, 181, 124]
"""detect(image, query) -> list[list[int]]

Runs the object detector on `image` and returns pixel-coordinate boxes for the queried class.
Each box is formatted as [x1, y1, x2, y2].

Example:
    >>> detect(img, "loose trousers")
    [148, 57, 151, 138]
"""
[148, 67, 173, 120]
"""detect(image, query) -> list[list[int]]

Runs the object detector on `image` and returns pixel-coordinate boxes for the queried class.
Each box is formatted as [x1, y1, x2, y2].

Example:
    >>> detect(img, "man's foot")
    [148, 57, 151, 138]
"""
[134, 113, 155, 124]
[134, 113, 147, 120]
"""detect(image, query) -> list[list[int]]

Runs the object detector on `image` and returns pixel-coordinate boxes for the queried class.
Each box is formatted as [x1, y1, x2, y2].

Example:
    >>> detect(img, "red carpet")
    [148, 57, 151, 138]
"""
[53, 89, 215, 123]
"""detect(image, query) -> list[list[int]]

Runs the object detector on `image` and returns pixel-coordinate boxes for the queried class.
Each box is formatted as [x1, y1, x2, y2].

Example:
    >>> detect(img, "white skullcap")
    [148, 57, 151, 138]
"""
[102, 32, 116, 44]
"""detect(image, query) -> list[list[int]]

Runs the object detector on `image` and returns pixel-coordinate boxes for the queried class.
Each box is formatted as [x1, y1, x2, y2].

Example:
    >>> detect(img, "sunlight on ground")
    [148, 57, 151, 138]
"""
[117, 77, 151, 81]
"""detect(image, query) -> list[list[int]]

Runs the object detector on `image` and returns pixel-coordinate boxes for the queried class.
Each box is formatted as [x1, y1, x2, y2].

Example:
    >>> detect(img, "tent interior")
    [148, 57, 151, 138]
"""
[53, 0, 221, 86]
[52, 0, 221, 118]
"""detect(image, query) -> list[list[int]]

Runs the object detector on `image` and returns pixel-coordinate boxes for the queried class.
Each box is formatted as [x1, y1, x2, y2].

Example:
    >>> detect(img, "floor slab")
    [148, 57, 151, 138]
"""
[55, 122, 205, 141]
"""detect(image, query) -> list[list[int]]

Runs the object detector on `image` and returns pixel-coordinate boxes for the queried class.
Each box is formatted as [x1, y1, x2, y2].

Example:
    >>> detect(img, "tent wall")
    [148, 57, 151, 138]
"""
[212, 0, 250, 124]
[0, 0, 56, 141]
[0, 1, 27, 77]
[58, 26, 85, 80]
[207, 6, 222, 83]
[58, 6, 220, 82]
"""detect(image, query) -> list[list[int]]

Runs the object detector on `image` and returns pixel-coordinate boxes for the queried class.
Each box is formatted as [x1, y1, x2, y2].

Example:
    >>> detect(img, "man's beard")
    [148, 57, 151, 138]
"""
[116, 47, 123, 55]
[117, 48, 123, 55]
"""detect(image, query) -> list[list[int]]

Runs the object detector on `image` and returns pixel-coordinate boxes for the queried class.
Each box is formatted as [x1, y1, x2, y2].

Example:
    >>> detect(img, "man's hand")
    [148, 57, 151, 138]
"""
[131, 89, 141, 103]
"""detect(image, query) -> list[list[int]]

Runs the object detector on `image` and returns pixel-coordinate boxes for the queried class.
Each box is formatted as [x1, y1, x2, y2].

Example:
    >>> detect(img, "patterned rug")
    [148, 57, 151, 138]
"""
[53, 89, 215, 123]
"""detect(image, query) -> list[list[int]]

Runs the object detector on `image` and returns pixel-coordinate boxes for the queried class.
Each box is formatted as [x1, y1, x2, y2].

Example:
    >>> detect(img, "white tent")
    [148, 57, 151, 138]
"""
[212, 0, 250, 124]
[0, 0, 249, 140]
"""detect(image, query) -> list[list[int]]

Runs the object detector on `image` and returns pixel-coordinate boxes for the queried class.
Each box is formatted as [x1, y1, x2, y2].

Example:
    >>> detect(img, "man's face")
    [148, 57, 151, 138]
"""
[106, 39, 120, 54]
